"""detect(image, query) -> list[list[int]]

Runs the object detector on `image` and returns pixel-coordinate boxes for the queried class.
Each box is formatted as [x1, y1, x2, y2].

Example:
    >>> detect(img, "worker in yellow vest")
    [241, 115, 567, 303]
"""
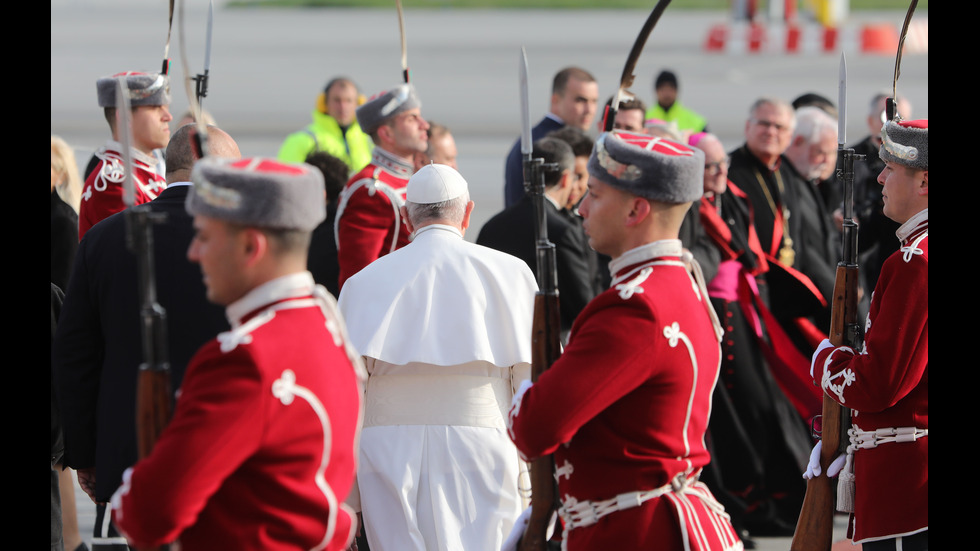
[278, 77, 373, 175]
[644, 70, 708, 135]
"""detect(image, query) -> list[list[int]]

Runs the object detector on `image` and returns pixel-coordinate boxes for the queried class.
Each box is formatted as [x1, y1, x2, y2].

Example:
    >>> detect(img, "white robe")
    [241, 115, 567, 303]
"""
[338, 224, 538, 551]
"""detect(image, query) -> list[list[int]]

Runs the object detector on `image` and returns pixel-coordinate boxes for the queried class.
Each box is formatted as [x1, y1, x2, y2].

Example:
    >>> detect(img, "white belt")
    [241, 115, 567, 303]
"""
[835, 425, 928, 513]
[849, 426, 928, 450]
[560, 473, 722, 531]
[362, 360, 522, 429]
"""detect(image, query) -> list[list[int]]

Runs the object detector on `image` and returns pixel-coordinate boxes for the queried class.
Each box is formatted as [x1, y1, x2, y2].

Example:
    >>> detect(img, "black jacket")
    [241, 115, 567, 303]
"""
[51, 191, 78, 291]
[477, 196, 596, 342]
[52, 184, 230, 502]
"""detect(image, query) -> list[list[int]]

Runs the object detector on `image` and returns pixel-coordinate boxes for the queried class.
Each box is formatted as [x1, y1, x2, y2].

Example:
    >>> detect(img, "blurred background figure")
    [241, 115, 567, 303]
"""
[503, 66, 599, 208]
[278, 76, 373, 175]
[51, 135, 86, 551]
[414, 121, 458, 171]
[602, 93, 647, 133]
[51, 135, 81, 291]
[645, 69, 708, 137]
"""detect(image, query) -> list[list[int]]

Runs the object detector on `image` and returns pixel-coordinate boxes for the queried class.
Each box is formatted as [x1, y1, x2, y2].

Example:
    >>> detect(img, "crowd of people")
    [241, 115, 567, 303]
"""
[51, 58, 927, 551]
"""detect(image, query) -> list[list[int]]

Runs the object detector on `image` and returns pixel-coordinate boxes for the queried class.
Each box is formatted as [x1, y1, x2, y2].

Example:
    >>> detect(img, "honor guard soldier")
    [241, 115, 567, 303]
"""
[80, 71, 172, 240]
[807, 119, 928, 551]
[110, 157, 365, 550]
[333, 83, 429, 291]
[507, 130, 742, 550]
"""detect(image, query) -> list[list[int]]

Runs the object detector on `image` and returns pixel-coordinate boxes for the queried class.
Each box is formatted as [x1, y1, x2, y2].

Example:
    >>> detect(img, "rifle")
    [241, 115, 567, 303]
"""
[113, 77, 174, 465]
[517, 46, 562, 551]
[116, 76, 174, 551]
[789, 52, 863, 551]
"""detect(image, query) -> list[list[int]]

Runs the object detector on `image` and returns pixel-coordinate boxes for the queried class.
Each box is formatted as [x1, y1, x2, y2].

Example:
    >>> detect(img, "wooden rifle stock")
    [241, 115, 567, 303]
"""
[790, 144, 863, 551]
[790, 265, 858, 551]
[520, 292, 562, 551]
[127, 205, 174, 460]
[127, 206, 175, 551]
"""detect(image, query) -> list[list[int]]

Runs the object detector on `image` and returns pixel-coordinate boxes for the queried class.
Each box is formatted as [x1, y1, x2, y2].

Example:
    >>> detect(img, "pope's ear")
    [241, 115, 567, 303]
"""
[400, 205, 415, 234]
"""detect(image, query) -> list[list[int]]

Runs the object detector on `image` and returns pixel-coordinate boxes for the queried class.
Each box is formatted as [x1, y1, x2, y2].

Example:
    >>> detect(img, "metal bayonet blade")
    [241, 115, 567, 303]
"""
[838, 52, 846, 145]
[519, 46, 531, 156]
[115, 77, 136, 208]
[204, 0, 213, 74]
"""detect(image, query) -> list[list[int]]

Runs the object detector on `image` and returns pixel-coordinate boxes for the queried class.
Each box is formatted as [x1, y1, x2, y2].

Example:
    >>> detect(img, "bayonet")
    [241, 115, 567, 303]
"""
[191, 0, 214, 109]
[179, 0, 210, 158]
[886, 0, 918, 121]
[838, 52, 846, 146]
[396, 0, 410, 83]
[519, 47, 532, 158]
[116, 78, 137, 208]
[603, 0, 673, 132]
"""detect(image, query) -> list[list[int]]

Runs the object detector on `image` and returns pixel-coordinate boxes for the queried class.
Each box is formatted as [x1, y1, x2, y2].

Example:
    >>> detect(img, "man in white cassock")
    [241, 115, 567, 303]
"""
[337, 163, 539, 551]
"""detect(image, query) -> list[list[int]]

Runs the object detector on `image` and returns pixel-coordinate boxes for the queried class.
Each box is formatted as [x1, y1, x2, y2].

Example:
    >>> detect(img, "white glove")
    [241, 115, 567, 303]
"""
[500, 505, 557, 551]
[810, 338, 836, 378]
[802, 441, 846, 479]
[501, 506, 532, 551]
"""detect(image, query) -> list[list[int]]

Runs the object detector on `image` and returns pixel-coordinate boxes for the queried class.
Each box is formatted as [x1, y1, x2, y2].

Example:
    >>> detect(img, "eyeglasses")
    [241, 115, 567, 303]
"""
[705, 157, 729, 175]
[751, 118, 789, 132]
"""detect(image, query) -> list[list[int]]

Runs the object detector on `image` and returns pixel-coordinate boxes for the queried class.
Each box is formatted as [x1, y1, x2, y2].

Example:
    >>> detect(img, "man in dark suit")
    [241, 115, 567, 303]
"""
[503, 67, 598, 208]
[480, 136, 597, 344]
[52, 124, 241, 550]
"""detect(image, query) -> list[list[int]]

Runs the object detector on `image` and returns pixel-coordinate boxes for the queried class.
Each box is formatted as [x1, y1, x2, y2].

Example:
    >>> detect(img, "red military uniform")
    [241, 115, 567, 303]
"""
[111, 274, 364, 550]
[78, 140, 166, 240]
[508, 241, 742, 551]
[811, 209, 928, 544]
[334, 148, 414, 290]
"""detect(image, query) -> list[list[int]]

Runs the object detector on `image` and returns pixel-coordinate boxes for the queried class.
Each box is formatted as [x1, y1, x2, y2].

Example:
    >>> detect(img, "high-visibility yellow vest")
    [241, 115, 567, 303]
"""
[645, 101, 708, 133]
[278, 110, 374, 174]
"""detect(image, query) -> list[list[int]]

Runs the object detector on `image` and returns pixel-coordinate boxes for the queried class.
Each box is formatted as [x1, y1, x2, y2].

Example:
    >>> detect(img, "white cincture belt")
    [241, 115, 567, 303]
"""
[560, 472, 722, 531]
[849, 426, 928, 450]
[362, 359, 525, 429]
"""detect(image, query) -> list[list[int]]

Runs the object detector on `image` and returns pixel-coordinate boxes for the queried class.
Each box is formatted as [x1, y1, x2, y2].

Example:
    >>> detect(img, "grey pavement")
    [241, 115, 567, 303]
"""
[54, 2, 922, 549]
